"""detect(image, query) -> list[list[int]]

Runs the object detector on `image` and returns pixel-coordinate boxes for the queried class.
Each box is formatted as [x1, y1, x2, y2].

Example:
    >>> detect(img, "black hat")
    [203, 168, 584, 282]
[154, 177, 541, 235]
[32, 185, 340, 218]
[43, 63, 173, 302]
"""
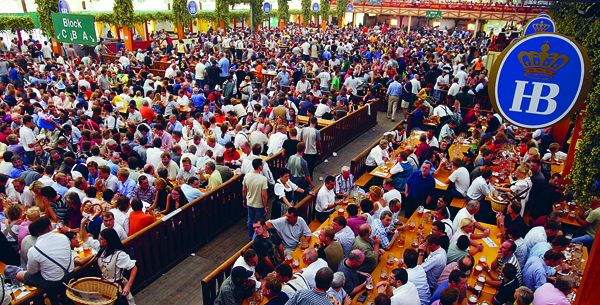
[231, 266, 253, 279]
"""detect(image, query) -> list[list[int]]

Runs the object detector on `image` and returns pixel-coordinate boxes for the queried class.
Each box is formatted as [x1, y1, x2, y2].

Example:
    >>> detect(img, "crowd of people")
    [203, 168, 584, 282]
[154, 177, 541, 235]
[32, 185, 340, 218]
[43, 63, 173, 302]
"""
[0, 20, 595, 305]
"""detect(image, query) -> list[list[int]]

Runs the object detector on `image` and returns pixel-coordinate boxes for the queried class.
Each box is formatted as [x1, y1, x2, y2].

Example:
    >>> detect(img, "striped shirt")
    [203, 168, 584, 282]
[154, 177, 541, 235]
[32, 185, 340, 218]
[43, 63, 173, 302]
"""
[334, 174, 354, 196]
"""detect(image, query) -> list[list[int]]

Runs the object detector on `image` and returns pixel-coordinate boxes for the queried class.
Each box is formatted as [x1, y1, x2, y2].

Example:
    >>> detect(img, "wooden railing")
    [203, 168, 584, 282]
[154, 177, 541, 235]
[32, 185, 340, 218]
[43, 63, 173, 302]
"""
[350, 120, 404, 179]
[200, 185, 320, 305]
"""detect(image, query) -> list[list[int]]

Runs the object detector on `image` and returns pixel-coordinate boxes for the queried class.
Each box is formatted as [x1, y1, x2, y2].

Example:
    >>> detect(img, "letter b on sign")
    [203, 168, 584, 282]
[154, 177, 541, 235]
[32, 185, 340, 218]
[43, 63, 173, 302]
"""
[510, 81, 559, 115]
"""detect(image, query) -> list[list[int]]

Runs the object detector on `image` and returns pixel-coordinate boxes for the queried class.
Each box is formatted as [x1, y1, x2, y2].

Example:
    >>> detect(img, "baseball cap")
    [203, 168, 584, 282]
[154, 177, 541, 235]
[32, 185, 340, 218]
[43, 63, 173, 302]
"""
[231, 266, 253, 279]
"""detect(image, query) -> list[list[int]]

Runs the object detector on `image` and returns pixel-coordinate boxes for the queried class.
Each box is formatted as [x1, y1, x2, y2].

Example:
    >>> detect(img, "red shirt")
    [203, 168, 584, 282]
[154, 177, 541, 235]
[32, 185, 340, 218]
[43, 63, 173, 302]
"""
[140, 106, 156, 123]
[128, 211, 155, 236]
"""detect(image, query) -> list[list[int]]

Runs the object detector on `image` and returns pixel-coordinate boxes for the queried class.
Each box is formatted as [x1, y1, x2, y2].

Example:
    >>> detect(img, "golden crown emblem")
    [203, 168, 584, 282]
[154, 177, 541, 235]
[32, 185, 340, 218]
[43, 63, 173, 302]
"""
[517, 42, 569, 80]
[532, 20, 551, 33]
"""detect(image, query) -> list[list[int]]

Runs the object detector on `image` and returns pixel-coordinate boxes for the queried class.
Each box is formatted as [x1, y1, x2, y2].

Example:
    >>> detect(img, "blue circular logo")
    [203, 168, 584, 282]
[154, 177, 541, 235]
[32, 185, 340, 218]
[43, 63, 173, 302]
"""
[188, 0, 198, 15]
[347, 3, 354, 12]
[523, 16, 555, 36]
[312, 3, 320, 13]
[263, 2, 271, 14]
[58, 0, 70, 14]
[489, 33, 591, 129]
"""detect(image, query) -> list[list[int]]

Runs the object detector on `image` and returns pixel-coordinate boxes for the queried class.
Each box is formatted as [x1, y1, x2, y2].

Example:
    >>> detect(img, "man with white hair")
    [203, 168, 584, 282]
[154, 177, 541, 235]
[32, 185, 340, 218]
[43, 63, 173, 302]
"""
[327, 272, 351, 304]
[334, 166, 354, 198]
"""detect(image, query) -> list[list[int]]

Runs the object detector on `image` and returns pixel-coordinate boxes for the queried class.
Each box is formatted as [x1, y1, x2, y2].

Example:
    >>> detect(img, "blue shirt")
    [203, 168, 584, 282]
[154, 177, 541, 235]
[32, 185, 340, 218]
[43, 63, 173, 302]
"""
[218, 57, 230, 77]
[387, 80, 403, 96]
[117, 178, 136, 198]
[522, 256, 549, 290]
[9, 166, 27, 179]
[430, 280, 449, 304]
[371, 218, 391, 249]
[406, 171, 435, 203]
[191, 94, 205, 108]
[277, 71, 290, 86]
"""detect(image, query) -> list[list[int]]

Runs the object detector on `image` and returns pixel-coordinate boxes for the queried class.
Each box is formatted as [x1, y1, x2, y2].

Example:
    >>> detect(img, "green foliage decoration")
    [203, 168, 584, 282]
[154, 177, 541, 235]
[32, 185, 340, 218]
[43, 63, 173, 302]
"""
[215, 0, 231, 23]
[35, 0, 59, 37]
[320, 0, 330, 22]
[0, 16, 35, 30]
[173, 0, 193, 25]
[336, 0, 347, 19]
[278, 0, 290, 25]
[112, 0, 134, 28]
[301, 0, 311, 24]
[552, 3, 600, 207]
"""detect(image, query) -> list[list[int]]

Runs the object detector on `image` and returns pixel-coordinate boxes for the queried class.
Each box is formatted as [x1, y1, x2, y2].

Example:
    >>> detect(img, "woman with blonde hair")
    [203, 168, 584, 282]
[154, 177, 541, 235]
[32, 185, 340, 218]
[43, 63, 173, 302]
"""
[369, 185, 387, 219]
[494, 163, 532, 215]
[29, 181, 46, 211]
[450, 217, 488, 256]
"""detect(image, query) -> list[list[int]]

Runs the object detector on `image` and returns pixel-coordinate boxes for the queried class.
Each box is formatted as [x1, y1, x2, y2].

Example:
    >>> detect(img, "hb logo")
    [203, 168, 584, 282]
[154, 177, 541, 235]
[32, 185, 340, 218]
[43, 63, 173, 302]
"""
[489, 33, 590, 129]
[509, 42, 568, 115]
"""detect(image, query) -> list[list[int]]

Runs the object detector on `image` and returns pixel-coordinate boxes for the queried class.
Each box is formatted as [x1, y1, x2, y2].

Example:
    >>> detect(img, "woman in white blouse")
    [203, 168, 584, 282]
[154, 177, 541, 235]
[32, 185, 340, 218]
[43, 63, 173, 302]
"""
[494, 164, 532, 216]
[273, 169, 313, 219]
[98, 228, 138, 305]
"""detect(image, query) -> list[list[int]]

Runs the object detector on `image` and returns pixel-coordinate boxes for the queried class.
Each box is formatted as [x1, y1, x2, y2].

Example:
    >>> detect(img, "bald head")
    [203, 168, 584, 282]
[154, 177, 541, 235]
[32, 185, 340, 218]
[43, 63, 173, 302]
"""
[358, 223, 371, 238]
[302, 248, 318, 265]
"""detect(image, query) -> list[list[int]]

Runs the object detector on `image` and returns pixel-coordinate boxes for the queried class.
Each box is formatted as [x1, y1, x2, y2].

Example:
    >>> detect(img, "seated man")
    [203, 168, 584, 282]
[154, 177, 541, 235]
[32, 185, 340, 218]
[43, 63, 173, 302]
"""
[233, 249, 260, 288]
[300, 248, 328, 289]
[214, 266, 256, 305]
[352, 223, 380, 273]
[12, 217, 74, 305]
[315, 175, 338, 222]
[334, 166, 355, 198]
[267, 207, 312, 255]
[404, 248, 431, 305]
[337, 249, 368, 297]
[375, 268, 421, 305]
[128, 198, 154, 236]
[371, 210, 401, 251]
[430, 269, 467, 304]
[316, 226, 344, 272]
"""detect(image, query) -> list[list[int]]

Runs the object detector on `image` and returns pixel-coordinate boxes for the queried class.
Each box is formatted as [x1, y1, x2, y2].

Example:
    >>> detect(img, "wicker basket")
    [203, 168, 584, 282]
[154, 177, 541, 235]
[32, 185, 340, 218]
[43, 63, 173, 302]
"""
[490, 195, 509, 214]
[65, 277, 120, 305]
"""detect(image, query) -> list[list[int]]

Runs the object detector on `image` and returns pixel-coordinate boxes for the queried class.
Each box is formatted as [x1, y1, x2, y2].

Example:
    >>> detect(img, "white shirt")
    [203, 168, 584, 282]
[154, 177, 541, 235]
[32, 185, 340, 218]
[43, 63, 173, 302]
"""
[439, 124, 455, 140]
[109, 208, 131, 235]
[452, 208, 476, 233]
[542, 152, 567, 162]
[366, 146, 388, 167]
[316, 186, 335, 213]
[447, 83, 460, 97]
[233, 255, 260, 288]
[432, 105, 453, 118]
[100, 223, 128, 240]
[86, 156, 109, 167]
[20, 126, 36, 152]
[383, 189, 402, 204]
[27, 232, 74, 281]
[296, 80, 311, 93]
[467, 176, 491, 201]
[407, 265, 431, 305]
[0, 161, 13, 175]
[195, 62, 206, 80]
[315, 103, 331, 118]
[302, 258, 328, 289]
[448, 167, 470, 196]
[146, 147, 164, 166]
[524, 226, 547, 250]
[390, 282, 421, 305]
[456, 70, 468, 88]
[266, 132, 288, 156]
[316, 72, 331, 88]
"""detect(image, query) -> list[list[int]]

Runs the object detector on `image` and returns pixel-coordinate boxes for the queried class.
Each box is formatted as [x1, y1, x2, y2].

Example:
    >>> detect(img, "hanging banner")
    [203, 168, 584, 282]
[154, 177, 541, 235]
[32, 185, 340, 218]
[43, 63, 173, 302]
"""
[51, 13, 98, 46]
[488, 33, 591, 129]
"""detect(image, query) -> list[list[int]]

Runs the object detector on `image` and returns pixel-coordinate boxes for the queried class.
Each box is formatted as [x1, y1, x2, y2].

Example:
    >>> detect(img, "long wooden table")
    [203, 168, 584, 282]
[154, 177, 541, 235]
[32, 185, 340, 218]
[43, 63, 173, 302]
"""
[296, 115, 335, 127]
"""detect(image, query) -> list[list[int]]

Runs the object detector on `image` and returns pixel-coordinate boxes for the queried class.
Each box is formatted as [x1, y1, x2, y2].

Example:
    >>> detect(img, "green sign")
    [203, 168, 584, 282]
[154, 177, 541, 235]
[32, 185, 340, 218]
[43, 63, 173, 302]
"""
[51, 13, 97, 46]
[426, 10, 442, 19]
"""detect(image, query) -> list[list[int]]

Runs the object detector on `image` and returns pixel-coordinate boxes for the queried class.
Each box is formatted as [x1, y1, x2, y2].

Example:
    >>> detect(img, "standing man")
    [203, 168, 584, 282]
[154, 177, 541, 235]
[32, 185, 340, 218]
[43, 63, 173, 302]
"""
[300, 117, 321, 177]
[243, 159, 269, 239]
[387, 75, 402, 122]
[404, 162, 435, 217]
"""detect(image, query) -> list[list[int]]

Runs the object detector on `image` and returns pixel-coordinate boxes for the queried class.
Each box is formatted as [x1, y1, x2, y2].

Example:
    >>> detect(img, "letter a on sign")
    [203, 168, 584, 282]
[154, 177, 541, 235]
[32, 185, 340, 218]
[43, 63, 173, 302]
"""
[488, 33, 591, 129]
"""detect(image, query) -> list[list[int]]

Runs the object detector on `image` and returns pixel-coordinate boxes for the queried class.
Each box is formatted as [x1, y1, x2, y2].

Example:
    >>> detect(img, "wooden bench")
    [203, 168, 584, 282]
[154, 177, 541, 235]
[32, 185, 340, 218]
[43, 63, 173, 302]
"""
[450, 198, 467, 209]
[354, 173, 373, 188]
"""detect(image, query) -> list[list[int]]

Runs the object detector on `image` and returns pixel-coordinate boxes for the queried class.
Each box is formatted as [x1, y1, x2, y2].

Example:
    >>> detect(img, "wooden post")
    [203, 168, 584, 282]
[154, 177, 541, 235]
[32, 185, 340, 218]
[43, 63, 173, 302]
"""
[176, 22, 185, 39]
[219, 19, 225, 30]
[562, 107, 585, 178]
[407, 15, 412, 30]
[144, 22, 150, 41]
[121, 26, 134, 51]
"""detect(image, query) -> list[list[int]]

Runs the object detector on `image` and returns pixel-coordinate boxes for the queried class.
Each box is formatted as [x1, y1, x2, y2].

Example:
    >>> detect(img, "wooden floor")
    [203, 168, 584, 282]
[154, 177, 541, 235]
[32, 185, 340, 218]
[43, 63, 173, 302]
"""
[134, 111, 399, 305]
